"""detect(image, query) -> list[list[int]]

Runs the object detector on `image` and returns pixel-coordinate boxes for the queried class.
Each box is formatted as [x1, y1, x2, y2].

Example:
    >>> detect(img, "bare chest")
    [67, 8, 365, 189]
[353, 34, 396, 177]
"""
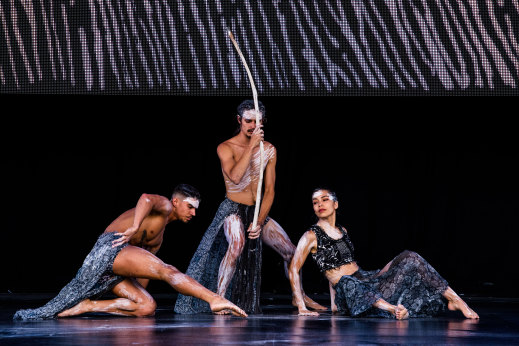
[225, 145, 275, 192]
[129, 216, 166, 251]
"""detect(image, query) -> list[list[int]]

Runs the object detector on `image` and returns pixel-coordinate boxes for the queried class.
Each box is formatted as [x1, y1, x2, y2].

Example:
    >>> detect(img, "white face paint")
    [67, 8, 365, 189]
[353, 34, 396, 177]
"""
[183, 197, 199, 209]
[312, 190, 336, 201]
[312, 190, 324, 200]
[241, 109, 263, 121]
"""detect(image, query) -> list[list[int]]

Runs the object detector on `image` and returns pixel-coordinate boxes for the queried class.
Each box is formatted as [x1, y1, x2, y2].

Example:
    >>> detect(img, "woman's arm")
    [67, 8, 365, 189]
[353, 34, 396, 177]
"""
[289, 231, 319, 316]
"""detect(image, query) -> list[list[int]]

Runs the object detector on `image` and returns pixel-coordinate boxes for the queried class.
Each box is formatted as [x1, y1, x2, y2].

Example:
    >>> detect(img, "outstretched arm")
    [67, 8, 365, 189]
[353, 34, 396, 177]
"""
[289, 231, 319, 316]
[112, 194, 172, 247]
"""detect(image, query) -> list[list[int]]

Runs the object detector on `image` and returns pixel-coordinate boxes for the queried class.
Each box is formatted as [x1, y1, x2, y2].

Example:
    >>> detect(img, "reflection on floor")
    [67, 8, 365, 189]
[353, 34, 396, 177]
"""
[2, 294, 519, 345]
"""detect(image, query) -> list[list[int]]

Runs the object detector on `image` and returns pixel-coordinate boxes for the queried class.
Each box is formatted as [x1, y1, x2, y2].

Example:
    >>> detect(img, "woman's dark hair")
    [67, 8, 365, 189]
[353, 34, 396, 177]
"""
[172, 184, 201, 201]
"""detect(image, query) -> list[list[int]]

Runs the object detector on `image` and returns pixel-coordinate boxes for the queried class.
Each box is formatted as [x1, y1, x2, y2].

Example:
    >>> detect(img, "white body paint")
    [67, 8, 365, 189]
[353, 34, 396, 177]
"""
[217, 214, 245, 295]
[317, 220, 343, 239]
[225, 145, 275, 193]
[170, 273, 190, 286]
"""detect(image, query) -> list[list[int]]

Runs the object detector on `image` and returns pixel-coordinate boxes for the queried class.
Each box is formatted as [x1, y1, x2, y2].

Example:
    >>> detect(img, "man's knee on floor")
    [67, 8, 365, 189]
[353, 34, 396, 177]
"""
[135, 298, 157, 317]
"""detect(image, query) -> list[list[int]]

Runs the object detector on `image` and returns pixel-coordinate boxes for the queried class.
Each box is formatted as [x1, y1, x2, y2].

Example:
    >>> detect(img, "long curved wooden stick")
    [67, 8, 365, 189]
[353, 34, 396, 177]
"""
[228, 30, 264, 229]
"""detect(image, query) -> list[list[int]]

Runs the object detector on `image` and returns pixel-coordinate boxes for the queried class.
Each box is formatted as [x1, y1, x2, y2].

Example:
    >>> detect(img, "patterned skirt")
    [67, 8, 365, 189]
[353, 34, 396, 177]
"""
[13, 232, 127, 320]
[174, 198, 262, 314]
[333, 250, 448, 318]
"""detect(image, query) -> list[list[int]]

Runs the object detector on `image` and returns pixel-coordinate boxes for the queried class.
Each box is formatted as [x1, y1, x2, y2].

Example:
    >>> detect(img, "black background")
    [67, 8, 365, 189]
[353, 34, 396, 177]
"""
[2, 95, 518, 299]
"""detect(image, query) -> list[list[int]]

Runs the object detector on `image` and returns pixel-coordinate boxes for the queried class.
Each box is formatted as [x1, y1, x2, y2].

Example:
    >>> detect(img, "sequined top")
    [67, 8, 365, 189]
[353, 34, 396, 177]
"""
[310, 224, 355, 272]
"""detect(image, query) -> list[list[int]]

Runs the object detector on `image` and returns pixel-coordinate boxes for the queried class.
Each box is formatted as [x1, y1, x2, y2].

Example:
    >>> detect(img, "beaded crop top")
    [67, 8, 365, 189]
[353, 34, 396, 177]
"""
[310, 224, 355, 272]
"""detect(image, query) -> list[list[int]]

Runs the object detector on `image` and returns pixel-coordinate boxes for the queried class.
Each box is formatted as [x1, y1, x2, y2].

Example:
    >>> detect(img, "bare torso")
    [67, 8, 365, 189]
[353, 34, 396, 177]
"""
[221, 139, 275, 206]
[323, 262, 360, 286]
[104, 209, 168, 254]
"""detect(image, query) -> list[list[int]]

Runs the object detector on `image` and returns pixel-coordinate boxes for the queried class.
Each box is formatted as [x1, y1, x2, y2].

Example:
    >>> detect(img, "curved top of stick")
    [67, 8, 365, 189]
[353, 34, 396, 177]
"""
[228, 31, 259, 113]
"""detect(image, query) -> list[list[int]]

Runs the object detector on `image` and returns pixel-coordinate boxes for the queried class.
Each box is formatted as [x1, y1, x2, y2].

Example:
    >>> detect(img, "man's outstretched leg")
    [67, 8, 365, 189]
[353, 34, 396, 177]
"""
[262, 218, 327, 310]
[112, 245, 247, 317]
[58, 278, 156, 317]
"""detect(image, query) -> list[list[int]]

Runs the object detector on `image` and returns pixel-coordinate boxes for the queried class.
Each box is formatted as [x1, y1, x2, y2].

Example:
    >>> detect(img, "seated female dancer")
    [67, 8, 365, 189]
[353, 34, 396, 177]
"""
[289, 188, 479, 319]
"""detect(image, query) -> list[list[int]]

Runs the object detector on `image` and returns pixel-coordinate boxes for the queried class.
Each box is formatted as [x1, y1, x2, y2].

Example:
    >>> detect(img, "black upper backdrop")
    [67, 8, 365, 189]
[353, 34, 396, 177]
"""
[3, 95, 518, 298]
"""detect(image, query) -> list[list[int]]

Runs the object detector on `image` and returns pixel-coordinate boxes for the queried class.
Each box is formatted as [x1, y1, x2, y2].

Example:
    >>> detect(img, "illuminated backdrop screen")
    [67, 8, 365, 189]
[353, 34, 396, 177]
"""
[0, 0, 518, 94]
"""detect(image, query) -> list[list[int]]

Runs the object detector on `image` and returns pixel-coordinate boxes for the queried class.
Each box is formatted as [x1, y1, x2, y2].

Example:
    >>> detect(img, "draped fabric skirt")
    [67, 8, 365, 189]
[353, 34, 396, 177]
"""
[174, 198, 262, 314]
[14, 232, 127, 320]
[333, 250, 448, 318]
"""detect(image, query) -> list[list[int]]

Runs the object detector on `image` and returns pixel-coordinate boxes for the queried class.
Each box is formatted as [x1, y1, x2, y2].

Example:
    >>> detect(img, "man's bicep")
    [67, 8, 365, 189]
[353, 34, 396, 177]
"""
[217, 144, 236, 176]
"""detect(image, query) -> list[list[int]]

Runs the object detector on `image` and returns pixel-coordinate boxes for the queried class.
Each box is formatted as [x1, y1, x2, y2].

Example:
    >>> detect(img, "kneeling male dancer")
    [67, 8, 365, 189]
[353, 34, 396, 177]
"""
[14, 184, 247, 320]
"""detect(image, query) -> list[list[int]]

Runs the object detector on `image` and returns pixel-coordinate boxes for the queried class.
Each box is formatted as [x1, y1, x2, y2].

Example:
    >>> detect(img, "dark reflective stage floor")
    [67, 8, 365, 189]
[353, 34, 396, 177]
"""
[2, 294, 519, 345]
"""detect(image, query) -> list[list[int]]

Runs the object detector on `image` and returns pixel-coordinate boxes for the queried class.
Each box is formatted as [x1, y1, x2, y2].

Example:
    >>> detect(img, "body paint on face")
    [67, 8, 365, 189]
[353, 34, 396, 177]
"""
[241, 110, 263, 121]
[183, 197, 199, 209]
[312, 190, 336, 201]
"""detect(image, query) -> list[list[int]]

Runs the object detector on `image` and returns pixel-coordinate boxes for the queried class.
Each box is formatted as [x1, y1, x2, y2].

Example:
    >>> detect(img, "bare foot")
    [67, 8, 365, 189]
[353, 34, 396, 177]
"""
[292, 295, 327, 310]
[209, 296, 248, 317]
[58, 299, 92, 317]
[298, 308, 320, 316]
[448, 298, 479, 319]
[393, 304, 409, 320]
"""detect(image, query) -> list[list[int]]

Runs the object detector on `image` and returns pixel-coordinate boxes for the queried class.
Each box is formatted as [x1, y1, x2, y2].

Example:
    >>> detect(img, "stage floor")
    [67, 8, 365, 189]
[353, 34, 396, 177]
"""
[2, 294, 519, 345]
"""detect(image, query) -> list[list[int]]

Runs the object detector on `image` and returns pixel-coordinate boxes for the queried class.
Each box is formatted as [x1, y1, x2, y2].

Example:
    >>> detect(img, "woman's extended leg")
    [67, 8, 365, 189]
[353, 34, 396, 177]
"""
[379, 250, 478, 319]
[443, 287, 479, 319]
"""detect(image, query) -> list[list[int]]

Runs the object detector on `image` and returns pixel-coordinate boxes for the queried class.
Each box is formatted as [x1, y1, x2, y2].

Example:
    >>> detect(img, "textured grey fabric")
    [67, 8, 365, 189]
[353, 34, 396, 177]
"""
[333, 250, 448, 318]
[14, 232, 127, 320]
[174, 198, 262, 314]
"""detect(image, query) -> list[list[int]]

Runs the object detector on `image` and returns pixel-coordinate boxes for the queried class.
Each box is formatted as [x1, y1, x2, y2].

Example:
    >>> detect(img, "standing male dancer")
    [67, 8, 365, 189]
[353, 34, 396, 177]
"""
[174, 100, 326, 314]
[14, 184, 247, 320]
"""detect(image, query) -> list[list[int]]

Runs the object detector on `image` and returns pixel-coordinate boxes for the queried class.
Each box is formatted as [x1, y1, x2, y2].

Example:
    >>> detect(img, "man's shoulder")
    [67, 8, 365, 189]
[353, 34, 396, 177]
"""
[217, 139, 235, 152]
[263, 141, 277, 156]
[263, 141, 276, 149]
